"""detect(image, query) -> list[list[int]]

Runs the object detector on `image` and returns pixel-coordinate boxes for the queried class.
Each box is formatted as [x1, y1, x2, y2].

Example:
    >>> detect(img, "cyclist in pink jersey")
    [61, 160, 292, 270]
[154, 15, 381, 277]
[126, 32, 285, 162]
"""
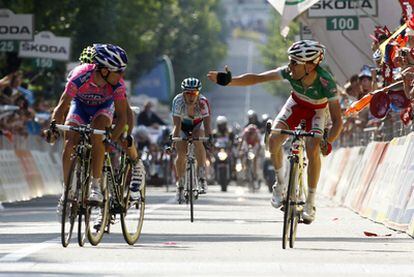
[45, 44, 129, 204]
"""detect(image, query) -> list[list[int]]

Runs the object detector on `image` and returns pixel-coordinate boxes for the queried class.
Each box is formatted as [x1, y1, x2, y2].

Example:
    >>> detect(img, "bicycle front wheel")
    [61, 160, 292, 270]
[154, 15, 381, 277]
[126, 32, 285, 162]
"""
[86, 174, 109, 246]
[282, 159, 298, 249]
[121, 164, 146, 245]
[189, 163, 195, 223]
[61, 159, 79, 247]
[77, 174, 89, 247]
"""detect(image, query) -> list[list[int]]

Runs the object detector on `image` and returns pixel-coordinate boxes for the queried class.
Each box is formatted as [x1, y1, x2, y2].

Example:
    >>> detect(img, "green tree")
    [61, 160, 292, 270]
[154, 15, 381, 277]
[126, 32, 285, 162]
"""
[260, 11, 299, 97]
[0, 0, 228, 102]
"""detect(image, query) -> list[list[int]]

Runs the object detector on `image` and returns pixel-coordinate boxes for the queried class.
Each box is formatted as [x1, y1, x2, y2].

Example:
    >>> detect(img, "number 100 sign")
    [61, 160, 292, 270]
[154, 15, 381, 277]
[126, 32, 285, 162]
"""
[326, 16, 359, 31]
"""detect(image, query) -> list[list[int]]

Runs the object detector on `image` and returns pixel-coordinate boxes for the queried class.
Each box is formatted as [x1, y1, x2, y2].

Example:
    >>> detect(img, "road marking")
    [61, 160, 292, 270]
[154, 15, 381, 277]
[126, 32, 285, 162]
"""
[0, 196, 176, 263]
[0, 261, 414, 275]
[0, 237, 59, 262]
[145, 197, 176, 214]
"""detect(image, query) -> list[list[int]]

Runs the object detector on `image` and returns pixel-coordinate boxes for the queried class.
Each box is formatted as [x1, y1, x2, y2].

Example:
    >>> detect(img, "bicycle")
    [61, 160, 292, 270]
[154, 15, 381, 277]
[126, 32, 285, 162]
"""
[100, 133, 146, 245]
[172, 135, 208, 223]
[265, 121, 322, 249]
[54, 124, 146, 246]
[54, 123, 106, 247]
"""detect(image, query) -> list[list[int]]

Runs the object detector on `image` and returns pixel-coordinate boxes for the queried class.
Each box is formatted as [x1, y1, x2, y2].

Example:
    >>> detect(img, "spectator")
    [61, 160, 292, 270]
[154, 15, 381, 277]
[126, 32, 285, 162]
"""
[137, 100, 166, 127]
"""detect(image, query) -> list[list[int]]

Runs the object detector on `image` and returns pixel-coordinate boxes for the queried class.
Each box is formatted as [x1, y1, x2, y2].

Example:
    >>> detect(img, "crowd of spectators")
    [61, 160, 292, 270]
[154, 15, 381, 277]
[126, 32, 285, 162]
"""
[337, 14, 414, 146]
[0, 67, 52, 140]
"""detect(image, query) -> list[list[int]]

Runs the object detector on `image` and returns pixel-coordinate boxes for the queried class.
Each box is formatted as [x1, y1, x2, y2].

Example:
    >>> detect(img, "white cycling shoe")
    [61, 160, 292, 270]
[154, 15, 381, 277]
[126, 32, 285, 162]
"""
[130, 160, 145, 201]
[88, 184, 103, 204]
[199, 178, 208, 194]
[270, 184, 284, 209]
[175, 178, 185, 204]
[302, 202, 316, 224]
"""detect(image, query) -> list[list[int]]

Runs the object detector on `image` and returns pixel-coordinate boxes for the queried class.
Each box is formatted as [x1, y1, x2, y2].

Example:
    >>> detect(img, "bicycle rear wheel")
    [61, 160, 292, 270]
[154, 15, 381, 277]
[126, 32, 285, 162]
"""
[282, 159, 298, 249]
[61, 159, 79, 247]
[121, 164, 146, 245]
[86, 174, 109, 246]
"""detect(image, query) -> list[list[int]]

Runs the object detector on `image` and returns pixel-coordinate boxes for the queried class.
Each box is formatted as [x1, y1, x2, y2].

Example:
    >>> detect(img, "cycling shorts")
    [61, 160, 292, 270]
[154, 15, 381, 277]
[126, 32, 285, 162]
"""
[65, 98, 114, 126]
[274, 94, 326, 134]
[181, 120, 203, 138]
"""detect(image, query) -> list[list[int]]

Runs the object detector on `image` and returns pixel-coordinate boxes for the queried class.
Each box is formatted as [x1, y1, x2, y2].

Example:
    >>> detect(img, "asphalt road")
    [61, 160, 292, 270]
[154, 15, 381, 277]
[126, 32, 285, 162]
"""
[0, 184, 413, 276]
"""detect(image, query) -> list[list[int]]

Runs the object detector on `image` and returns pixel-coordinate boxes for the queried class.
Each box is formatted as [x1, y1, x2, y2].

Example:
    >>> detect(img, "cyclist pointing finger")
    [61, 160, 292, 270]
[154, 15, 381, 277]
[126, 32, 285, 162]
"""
[208, 40, 343, 224]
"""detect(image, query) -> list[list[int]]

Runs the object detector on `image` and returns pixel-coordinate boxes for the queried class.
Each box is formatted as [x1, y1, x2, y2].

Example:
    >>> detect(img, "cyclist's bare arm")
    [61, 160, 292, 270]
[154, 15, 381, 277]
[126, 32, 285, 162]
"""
[112, 99, 128, 140]
[126, 103, 134, 135]
[203, 116, 212, 136]
[229, 68, 283, 86]
[327, 100, 343, 143]
[51, 92, 72, 124]
[172, 116, 182, 137]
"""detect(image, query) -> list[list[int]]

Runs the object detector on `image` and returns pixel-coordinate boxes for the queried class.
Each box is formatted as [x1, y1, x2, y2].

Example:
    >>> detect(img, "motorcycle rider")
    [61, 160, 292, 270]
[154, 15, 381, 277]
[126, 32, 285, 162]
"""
[213, 115, 237, 180]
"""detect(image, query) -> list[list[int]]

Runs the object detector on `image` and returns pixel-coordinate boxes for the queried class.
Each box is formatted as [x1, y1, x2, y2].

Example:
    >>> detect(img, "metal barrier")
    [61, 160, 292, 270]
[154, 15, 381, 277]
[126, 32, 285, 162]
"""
[0, 135, 62, 152]
[339, 112, 413, 147]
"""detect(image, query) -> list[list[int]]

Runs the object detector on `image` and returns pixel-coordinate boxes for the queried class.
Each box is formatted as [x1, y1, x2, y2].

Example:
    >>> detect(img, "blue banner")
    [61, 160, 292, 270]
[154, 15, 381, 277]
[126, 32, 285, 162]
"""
[133, 56, 174, 103]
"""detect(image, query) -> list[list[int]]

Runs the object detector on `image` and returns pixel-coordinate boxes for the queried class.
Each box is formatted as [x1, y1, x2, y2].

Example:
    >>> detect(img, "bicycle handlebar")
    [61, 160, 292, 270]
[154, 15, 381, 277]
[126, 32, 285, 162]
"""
[55, 124, 126, 153]
[270, 128, 323, 139]
[54, 124, 106, 136]
[171, 137, 209, 142]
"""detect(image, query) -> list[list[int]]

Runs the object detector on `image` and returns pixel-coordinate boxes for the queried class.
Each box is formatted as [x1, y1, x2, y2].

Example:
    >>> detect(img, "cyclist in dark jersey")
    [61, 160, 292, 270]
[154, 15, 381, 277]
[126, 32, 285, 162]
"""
[208, 40, 343, 224]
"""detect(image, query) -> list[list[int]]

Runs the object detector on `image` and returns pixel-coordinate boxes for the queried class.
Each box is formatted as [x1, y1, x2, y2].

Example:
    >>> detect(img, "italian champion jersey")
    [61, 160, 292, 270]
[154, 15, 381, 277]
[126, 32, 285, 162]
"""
[280, 65, 338, 107]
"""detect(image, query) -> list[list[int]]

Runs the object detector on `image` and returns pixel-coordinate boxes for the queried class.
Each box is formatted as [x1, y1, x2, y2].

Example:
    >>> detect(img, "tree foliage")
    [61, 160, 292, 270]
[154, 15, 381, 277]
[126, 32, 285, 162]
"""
[0, 0, 228, 99]
[260, 11, 299, 97]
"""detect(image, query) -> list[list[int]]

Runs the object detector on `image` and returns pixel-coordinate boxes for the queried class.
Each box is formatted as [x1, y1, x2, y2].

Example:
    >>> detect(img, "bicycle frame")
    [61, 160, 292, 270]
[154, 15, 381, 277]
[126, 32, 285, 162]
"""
[265, 121, 321, 249]
[55, 124, 105, 247]
[172, 136, 208, 222]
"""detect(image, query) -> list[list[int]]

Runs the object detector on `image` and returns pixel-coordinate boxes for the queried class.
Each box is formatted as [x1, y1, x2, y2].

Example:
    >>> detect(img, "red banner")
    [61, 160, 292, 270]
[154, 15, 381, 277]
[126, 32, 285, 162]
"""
[400, 0, 414, 20]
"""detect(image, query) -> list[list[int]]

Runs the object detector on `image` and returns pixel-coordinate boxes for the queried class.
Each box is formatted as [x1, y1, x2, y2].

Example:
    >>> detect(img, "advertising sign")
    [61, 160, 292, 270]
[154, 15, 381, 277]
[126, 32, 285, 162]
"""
[0, 9, 34, 40]
[19, 31, 71, 61]
[308, 0, 378, 18]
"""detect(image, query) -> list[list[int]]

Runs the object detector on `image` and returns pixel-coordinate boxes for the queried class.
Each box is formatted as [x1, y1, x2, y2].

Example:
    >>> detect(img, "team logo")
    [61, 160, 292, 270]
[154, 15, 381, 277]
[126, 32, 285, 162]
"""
[319, 76, 329, 87]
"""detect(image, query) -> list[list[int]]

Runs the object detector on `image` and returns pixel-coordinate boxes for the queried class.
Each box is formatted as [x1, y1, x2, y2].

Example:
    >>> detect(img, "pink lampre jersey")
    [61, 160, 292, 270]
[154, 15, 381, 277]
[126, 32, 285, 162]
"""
[64, 64, 126, 106]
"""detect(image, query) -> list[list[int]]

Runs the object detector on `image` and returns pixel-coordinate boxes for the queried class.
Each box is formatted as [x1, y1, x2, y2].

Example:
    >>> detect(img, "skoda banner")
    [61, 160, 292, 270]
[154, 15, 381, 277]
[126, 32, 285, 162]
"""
[18, 31, 71, 61]
[0, 9, 34, 40]
[133, 55, 175, 103]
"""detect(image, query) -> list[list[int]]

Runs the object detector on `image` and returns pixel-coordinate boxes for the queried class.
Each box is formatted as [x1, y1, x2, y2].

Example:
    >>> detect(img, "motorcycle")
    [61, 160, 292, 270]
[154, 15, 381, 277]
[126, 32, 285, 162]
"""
[213, 137, 232, 192]
[262, 149, 275, 192]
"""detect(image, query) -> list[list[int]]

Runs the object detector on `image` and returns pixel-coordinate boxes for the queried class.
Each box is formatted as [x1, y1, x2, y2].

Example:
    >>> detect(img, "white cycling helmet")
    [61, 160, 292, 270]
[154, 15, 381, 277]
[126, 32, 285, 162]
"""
[216, 115, 228, 125]
[287, 40, 326, 64]
[93, 43, 128, 72]
[181, 77, 202, 91]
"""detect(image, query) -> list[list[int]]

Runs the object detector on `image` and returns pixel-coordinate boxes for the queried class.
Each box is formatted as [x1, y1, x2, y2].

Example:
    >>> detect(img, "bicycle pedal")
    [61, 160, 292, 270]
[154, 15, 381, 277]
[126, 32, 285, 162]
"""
[302, 219, 312, 225]
[87, 200, 103, 207]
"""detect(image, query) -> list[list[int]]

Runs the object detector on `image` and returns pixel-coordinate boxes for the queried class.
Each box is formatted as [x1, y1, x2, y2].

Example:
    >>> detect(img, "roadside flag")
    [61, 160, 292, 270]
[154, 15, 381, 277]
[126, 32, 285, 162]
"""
[267, 0, 320, 37]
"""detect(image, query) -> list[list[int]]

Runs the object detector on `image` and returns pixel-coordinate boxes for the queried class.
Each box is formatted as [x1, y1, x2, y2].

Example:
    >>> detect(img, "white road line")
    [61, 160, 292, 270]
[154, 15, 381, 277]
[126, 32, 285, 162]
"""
[0, 261, 413, 276]
[0, 237, 59, 262]
[0, 196, 175, 263]
[145, 197, 176, 214]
